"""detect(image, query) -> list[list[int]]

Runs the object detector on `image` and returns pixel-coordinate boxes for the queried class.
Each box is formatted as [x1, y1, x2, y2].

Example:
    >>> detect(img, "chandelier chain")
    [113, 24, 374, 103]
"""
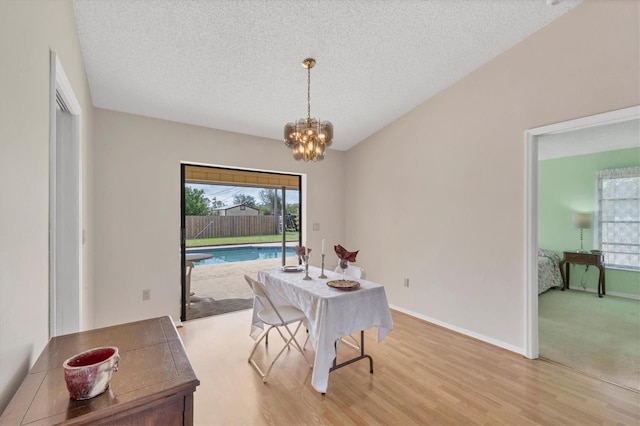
[307, 65, 311, 120]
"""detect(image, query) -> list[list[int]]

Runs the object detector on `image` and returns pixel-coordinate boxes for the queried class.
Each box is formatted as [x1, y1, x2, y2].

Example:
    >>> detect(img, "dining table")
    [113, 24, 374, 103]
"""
[255, 266, 394, 393]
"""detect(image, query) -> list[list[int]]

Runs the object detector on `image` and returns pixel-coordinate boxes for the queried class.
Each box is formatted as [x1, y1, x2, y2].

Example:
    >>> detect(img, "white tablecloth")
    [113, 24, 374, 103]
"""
[254, 266, 394, 393]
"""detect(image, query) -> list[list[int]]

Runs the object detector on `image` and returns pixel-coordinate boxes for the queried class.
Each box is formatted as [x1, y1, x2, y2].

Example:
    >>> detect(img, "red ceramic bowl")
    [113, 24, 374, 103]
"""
[63, 346, 119, 400]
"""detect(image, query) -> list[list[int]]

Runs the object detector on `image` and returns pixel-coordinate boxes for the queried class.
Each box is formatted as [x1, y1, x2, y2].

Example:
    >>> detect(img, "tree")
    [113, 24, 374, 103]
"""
[258, 189, 282, 215]
[286, 203, 299, 216]
[184, 187, 211, 215]
[210, 197, 225, 209]
[233, 194, 257, 208]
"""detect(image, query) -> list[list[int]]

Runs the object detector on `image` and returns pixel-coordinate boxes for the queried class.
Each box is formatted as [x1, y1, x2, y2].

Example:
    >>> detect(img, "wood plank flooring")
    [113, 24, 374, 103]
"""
[179, 309, 640, 425]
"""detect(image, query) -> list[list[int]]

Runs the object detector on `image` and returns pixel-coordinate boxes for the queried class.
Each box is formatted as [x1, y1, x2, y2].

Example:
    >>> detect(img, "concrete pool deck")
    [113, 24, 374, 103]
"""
[188, 255, 299, 303]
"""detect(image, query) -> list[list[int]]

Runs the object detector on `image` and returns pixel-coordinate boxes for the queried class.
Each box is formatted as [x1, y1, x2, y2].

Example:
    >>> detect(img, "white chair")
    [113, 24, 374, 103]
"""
[333, 263, 366, 350]
[244, 275, 311, 382]
[334, 263, 366, 279]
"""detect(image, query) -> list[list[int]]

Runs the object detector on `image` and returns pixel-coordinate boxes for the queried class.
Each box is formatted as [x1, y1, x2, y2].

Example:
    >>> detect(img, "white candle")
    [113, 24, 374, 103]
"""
[322, 239, 325, 254]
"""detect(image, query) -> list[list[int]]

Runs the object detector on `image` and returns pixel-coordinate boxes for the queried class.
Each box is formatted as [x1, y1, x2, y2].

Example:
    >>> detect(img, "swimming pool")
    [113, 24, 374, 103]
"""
[187, 246, 296, 265]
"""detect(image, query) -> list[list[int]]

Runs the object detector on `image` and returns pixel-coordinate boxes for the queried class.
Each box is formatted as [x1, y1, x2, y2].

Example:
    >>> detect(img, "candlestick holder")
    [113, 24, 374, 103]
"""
[318, 253, 327, 278]
[303, 255, 312, 280]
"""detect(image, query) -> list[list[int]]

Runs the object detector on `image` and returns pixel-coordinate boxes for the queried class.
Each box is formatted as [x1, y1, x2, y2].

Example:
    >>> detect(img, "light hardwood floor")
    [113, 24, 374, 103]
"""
[179, 309, 640, 425]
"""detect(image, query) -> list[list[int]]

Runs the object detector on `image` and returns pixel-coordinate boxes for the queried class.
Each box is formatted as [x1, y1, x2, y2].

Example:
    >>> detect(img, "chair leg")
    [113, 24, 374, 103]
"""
[248, 321, 311, 382]
[266, 324, 296, 347]
[283, 323, 312, 367]
[273, 321, 306, 352]
[302, 328, 311, 350]
[339, 334, 361, 351]
[249, 326, 272, 361]
[261, 339, 294, 381]
[262, 323, 310, 380]
[249, 326, 276, 381]
[273, 325, 288, 346]
[185, 261, 194, 310]
[288, 322, 304, 350]
[265, 325, 272, 345]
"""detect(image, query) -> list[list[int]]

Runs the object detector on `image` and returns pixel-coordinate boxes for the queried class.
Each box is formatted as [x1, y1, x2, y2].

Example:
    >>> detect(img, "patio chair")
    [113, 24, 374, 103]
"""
[185, 261, 194, 309]
[244, 275, 311, 382]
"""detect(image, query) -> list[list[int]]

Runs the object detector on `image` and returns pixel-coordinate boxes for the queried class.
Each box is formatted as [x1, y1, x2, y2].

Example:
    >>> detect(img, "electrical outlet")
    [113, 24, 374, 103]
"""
[404, 278, 410, 288]
[142, 289, 151, 301]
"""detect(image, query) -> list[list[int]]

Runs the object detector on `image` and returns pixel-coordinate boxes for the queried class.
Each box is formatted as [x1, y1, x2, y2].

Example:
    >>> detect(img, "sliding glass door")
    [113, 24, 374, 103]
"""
[179, 164, 301, 321]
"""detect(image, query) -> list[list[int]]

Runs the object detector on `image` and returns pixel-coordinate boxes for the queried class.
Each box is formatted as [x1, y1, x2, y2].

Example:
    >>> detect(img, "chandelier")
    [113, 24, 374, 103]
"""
[284, 58, 333, 162]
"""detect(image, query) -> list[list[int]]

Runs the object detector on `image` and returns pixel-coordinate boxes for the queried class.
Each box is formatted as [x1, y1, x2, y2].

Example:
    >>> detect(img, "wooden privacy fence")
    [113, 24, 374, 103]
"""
[186, 215, 277, 239]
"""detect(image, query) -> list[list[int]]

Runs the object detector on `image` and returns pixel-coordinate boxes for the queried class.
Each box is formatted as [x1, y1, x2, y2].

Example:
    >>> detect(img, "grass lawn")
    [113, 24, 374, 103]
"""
[186, 232, 300, 247]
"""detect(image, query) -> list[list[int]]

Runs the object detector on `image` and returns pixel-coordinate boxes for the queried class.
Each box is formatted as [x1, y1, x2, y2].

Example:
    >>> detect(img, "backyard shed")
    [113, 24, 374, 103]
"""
[214, 204, 259, 216]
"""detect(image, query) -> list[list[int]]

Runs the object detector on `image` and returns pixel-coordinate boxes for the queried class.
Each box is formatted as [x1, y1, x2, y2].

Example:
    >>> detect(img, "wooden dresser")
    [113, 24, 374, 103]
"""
[0, 316, 199, 425]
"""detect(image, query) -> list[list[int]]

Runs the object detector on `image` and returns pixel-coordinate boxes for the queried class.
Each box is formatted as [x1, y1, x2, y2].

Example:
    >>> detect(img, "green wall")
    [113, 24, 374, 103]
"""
[539, 147, 640, 296]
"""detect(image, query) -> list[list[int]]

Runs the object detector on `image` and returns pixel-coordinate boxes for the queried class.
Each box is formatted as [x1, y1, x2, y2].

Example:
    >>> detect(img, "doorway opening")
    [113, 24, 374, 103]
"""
[180, 164, 302, 321]
[525, 105, 640, 390]
[49, 51, 83, 337]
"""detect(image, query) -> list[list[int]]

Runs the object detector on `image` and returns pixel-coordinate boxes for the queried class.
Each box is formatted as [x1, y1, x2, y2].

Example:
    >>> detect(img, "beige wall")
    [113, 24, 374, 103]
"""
[344, 0, 639, 351]
[1, 0, 638, 414]
[0, 0, 94, 412]
[92, 108, 345, 327]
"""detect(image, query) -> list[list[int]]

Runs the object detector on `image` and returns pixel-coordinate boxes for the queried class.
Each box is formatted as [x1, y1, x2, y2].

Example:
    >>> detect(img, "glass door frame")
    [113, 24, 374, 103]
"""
[179, 163, 302, 322]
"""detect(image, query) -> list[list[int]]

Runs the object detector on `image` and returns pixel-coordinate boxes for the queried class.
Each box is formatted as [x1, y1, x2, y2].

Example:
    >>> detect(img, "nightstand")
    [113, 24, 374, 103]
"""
[559, 251, 606, 297]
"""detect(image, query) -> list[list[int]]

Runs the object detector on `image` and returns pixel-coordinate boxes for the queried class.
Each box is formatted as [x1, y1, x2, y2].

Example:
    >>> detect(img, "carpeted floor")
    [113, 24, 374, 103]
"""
[539, 288, 640, 391]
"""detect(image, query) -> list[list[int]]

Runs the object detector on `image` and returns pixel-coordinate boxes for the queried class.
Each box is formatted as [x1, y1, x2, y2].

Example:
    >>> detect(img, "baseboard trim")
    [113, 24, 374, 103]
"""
[388, 304, 525, 356]
[566, 286, 640, 300]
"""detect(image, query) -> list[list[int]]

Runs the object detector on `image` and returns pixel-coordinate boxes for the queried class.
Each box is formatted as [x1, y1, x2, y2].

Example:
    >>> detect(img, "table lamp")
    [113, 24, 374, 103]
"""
[572, 213, 592, 253]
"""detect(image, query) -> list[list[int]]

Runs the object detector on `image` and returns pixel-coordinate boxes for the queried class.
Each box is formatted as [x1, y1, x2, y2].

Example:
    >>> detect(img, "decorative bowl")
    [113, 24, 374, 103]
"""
[63, 346, 119, 400]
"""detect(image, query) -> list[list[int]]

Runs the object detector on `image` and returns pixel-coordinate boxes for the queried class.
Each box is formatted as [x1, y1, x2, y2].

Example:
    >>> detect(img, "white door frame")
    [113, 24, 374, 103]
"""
[524, 105, 640, 359]
[49, 50, 83, 337]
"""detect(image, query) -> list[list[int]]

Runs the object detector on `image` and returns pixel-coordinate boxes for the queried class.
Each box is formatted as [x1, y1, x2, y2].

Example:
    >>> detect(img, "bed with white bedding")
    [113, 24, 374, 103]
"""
[538, 249, 563, 294]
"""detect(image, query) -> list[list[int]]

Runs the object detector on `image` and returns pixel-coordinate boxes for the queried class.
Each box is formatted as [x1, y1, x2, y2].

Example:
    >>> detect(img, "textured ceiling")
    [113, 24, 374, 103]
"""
[72, 0, 582, 151]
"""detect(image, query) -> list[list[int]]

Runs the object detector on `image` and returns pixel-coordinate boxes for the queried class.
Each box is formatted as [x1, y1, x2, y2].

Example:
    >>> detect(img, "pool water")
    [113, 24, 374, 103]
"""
[188, 246, 296, 265]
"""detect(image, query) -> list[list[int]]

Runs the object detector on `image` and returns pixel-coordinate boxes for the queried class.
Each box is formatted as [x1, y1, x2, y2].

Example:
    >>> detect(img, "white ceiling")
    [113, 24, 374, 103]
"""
[538, 119, 640, 160]
[72, 0, 582, 151]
